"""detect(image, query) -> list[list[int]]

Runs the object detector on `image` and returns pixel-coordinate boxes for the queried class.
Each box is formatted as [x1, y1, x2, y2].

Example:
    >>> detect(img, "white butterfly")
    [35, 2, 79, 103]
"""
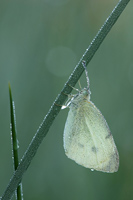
[62, 61, 119, 173]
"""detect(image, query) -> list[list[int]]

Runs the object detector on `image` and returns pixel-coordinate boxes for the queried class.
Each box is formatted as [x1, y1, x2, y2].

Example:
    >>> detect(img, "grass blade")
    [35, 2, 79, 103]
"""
[9, 83, 23, 200]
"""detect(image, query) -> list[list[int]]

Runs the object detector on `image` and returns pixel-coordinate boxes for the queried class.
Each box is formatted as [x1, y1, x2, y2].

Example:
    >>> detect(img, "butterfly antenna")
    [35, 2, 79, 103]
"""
[82, 60, 90, 90]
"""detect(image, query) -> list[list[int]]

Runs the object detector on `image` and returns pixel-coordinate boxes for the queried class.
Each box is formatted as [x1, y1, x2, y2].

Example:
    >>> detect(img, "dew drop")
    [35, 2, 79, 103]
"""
[17, 140, 19, 149]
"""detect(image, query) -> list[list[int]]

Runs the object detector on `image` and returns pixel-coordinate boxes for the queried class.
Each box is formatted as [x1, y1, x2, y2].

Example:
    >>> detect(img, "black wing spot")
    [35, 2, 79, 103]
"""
[105, 132, 111, 139]
[92, 146, 98, 153]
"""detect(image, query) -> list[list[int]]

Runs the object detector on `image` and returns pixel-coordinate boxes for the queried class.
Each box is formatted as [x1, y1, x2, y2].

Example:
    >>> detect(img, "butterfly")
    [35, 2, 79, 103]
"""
[62, 61, 119, 173]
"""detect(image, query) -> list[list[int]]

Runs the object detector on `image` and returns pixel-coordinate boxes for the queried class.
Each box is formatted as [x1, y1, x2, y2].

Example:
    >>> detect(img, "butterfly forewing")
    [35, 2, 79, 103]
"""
[63, 92, 119, 173]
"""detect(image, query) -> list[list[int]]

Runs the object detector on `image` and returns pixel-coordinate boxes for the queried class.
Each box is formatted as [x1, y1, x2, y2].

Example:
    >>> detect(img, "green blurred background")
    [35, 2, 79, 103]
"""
[0, 0, 133, 199]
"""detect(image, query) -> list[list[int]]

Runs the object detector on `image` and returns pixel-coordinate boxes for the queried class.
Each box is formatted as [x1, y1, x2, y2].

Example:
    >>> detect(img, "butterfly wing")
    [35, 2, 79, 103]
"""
[63, 100, 119, 173]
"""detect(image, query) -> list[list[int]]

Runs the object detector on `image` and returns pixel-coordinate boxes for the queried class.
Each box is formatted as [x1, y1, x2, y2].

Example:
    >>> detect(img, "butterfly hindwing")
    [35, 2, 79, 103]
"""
[63, 98, 119, 173]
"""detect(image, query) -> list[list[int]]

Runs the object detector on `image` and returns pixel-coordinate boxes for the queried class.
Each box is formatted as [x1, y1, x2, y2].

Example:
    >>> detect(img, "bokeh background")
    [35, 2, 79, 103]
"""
[0, 0, 133, 199]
